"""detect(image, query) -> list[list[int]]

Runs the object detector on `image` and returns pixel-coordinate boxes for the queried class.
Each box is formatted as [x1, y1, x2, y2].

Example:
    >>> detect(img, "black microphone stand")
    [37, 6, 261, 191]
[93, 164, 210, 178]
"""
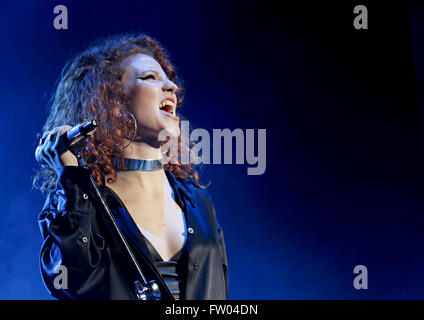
[69, 120, 162, 300]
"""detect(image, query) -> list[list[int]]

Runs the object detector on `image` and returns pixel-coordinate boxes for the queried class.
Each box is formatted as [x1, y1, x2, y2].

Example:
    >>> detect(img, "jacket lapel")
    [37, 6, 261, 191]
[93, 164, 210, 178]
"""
[164, 171, 197, 248]
[165, 171, 212, 267]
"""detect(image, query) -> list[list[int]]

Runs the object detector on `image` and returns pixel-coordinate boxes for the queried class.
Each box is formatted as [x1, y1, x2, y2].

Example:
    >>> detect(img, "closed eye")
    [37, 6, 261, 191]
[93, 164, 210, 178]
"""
[137, 74, 156, 80]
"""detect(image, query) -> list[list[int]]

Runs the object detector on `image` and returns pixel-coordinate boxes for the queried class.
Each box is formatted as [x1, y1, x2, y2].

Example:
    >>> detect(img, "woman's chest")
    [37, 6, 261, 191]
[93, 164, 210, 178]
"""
[124, 195, 187, 261]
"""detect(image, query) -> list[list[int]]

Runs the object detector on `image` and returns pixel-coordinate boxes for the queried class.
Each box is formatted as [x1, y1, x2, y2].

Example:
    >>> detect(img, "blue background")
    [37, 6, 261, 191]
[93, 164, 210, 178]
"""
[0, 0, 423, 299]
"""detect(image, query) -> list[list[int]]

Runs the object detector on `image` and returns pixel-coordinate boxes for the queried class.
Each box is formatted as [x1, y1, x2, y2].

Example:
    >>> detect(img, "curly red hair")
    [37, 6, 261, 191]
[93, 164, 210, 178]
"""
[33, 33, 204, 193]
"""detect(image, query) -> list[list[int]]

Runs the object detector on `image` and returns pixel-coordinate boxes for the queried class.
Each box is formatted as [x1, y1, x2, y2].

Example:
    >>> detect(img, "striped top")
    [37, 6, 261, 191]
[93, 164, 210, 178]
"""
[143, 237, 187, 300]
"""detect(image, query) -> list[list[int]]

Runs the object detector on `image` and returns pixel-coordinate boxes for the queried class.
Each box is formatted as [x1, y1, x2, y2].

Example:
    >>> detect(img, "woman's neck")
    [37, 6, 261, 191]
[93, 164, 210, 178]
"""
[122, 138, 162, 160]
[112, 140, 165, 193]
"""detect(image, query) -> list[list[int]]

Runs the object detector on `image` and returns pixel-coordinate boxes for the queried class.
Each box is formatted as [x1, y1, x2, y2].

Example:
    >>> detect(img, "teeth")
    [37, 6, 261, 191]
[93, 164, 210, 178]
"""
[159, 100, 175, 108]
[159, 100, 175, 114]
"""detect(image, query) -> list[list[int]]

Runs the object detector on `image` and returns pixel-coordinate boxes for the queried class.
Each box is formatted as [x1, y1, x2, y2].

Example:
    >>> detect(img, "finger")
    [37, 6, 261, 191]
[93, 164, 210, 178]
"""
[39, 132, 51, 156]
[40, 149, 55, 165]
[39, 131, 50, 146]
[37, 144, 50, 165]
[44, 133, 57, 161]
[58, 125, 72, 135]
[35, 145, 42, 162]
[52, 126, 62, 149]
[47, 127, 65, 157]
[36, 137, 48, 162]
[36, 131, 54, 164]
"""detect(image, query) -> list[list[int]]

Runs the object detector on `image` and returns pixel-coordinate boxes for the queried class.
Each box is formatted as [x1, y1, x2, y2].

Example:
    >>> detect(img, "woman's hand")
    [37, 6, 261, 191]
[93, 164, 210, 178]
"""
[35, 125, 81, 174]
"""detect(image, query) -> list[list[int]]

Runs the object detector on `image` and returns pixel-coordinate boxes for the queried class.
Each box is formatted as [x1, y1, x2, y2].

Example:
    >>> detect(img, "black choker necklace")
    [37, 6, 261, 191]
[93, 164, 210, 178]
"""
[114, 158, 163, 171]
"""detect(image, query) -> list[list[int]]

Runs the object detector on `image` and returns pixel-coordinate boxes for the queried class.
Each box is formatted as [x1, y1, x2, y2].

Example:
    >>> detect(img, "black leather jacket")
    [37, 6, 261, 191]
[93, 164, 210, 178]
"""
[38, 166, 228, 300]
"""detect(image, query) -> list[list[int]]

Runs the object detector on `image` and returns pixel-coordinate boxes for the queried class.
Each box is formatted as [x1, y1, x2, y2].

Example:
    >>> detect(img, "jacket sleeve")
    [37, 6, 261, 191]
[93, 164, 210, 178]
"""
[204, 189, 229, 299]
[217, 220, 229, 299]
[38, 166, 109, 299]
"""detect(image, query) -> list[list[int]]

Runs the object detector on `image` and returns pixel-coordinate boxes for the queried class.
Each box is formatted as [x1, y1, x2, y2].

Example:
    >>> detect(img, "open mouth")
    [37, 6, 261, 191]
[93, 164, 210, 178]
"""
[159, 100, 179, 120]
[159, 103, 174, 114]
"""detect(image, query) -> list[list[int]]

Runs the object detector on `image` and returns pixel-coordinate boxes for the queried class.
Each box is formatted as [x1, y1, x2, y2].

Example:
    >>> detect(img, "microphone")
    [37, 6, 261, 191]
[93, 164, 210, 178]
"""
[64, 119, 98, 144]
[57, 119, 98, 156]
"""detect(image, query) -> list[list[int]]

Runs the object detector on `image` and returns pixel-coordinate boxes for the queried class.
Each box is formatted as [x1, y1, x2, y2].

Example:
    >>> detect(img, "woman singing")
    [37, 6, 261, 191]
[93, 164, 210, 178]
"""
[33, 33, 228, 300]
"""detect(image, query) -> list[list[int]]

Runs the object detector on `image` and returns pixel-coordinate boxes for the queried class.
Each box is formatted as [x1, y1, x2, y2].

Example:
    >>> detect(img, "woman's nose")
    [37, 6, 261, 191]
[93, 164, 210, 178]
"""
[162, 79, 178, 93]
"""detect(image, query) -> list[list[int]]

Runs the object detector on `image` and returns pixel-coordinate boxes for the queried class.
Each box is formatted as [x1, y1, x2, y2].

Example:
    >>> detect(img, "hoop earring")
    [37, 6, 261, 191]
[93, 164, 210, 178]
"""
[122, 112, 137, 150]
